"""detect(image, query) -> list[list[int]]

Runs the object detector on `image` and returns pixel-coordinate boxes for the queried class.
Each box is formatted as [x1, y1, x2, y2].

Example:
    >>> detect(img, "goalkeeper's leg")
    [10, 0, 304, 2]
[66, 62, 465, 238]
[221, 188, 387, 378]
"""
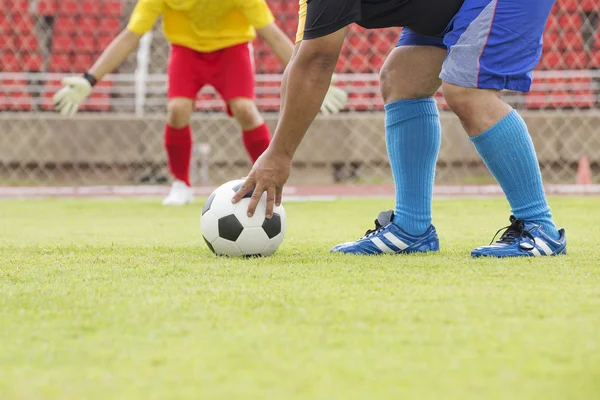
[228, 98, 271, 162]
[211, 42, 271, 163]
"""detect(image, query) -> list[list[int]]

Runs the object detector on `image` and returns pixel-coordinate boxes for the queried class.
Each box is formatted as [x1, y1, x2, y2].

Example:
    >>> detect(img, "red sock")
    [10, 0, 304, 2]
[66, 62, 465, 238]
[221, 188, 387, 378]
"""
[164, 125, 192, 186]
[243, 123, 271, 162]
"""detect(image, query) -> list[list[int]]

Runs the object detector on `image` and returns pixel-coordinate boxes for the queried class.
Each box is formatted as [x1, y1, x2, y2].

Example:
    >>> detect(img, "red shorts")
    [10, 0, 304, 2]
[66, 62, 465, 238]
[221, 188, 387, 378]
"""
[167, 43, 255, 115]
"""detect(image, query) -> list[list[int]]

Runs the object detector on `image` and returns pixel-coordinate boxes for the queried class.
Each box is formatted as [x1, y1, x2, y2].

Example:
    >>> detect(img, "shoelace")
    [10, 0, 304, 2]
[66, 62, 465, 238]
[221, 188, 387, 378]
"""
[363, 219, 387, 238]
[489, 215, 536, 250]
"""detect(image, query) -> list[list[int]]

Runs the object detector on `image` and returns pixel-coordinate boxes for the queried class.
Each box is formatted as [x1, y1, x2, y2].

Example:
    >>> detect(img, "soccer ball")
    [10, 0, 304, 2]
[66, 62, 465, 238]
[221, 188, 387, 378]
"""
[201, 179, 286, 257]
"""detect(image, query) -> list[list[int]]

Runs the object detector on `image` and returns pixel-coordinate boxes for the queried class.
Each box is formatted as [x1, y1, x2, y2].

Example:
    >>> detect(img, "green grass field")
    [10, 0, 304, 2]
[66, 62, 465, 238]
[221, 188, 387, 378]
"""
[1, 197, 599, 400]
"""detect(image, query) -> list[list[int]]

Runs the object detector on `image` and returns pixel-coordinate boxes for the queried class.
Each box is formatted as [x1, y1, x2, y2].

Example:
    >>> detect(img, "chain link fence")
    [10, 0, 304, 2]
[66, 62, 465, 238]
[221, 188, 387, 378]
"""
[1, 0, 599, 186]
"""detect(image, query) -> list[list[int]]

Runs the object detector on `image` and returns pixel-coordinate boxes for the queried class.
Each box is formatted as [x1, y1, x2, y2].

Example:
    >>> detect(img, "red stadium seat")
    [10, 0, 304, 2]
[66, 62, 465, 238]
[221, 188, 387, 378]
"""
[100, 0, 123, 17]
[48, 54, 71, 72]
[0, 78, 32, 111]
[51, 35, 74, 53]
[588, 51, 600, 69]
[564, 51, 589, 69]
[16, 34, 39, 52]
[0, 35, 16, 51]
[7, 0, 29, 14]
[37, 0, 57, 16]
[558, 13, 582, 31]
[0, 15, 12, 34]
[545, 14, 558, 32]
[558, 31, 584, 51]
[580, 0, 597, 13]
[53, 16, 77, 35]
[0, 52, 20, 72]
[57, 0, 79, 16]
[21, 52, 43, 71]
[543, 31, 559, 51]
[98, 17, 121, 35]
[74, 36, 96, 53]
[79, 16, 100, 36]
[81, 0, 101, 16]
[539, 51, 563, 70]
[12, 15, 34, 33]
[73, 54, 94, 70]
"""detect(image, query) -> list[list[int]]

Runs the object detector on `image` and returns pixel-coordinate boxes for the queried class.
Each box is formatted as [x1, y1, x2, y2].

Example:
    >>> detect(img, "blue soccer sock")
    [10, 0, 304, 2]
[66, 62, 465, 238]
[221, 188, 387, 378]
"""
[470, 110, 560, 239]
[386, 98, 441, 236]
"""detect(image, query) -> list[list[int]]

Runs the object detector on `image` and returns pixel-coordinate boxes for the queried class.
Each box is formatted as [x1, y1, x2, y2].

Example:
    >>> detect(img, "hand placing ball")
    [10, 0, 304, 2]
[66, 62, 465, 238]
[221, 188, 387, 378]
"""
[201, 180, 286, 257]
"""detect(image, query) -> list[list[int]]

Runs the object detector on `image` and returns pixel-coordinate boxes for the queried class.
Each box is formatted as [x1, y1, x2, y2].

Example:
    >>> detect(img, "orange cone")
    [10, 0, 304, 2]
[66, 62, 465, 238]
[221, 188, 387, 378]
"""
[576, 155, 592, 185]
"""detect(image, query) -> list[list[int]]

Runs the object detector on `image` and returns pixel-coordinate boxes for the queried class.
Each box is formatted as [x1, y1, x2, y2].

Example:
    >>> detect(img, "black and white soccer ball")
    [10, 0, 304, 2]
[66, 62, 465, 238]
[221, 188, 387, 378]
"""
[201, 179, 286, 257]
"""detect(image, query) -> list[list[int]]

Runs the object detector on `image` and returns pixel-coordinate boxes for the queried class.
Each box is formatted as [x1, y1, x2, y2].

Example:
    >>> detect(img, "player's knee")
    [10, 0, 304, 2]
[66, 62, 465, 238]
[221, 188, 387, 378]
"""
[229, 99, 263, 130]
[167, 99, 193, 128]
[442, 83, 481, 121]
[379, 48, 442, 103]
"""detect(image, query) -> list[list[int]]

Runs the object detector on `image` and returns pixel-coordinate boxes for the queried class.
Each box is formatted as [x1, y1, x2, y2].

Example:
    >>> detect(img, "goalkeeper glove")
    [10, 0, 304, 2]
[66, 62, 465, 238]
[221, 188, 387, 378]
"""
[53, 73, 96, 116]
[320, 74, 348, 116]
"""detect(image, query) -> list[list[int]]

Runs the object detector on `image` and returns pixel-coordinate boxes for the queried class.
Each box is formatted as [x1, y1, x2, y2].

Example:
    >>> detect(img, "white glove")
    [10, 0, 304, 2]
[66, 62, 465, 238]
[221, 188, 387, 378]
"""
[320, 74, 348, 116]
[53, 76, 93, 117]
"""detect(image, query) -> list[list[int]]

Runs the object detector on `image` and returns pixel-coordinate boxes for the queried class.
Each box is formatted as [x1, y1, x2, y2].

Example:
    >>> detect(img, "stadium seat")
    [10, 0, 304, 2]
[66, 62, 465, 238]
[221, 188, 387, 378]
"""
[0, 15, 12, 34]
[7, 0, 29, 14]
[564, 51, 589, 69]
[74, 36, 96, 53]
[558, 13, 582, 31]
[0, 35, 16, 51]
[16, 34, 39, 52]
[51, 35, 74, 53]
[37, 0, 57, 16]
[48, 54, 71, 72]
[98, 17, 121, 36]
[53, 16, 77, 35]
[57, 0, 79, 16]
[80, 0, 101, 16]
[543, 31, 559, 51]
[0, 51, 20, 72]
[100, 0, 123, 17]
[558, 31, 584, 51]
[12, 15, 34, 33]
[0, 78, 32, 111]
[21, 52, 43, 72]
[79, 16, 100, 36]
[73, 54, 94, 70]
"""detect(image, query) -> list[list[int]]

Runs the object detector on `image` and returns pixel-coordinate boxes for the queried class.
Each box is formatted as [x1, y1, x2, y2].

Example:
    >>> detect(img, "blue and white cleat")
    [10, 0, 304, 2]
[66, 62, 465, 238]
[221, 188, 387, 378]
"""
[472, 215, 566, 258]
[331, 211, 439, 255]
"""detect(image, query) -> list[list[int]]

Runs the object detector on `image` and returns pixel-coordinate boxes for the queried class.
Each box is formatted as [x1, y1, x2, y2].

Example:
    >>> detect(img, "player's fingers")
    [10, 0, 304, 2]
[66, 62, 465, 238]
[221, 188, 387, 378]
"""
[247, 183, 265, 217]
[275, 186, 283, 207]
[52, 89, 68, 104]
[232, 176, 255, 204]
[68, 103, 79, 116]
[59, 102, 72, 116]
[265, 186, 276, 219]
[320, 103, 331, 116]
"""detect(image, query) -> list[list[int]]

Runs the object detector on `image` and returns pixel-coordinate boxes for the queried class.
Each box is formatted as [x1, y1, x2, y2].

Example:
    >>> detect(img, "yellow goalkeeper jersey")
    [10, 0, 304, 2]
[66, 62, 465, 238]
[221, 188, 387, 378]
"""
[127, 0, 275, 53]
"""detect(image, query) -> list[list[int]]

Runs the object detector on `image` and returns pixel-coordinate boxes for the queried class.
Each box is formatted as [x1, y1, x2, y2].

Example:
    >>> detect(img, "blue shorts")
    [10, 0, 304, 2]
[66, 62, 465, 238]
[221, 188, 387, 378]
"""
[397, 0, 555, 92]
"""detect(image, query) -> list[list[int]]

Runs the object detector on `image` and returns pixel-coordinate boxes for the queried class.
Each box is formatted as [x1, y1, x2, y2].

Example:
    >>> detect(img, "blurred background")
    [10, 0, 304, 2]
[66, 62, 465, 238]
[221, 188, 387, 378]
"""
[0, 0, 598, 188]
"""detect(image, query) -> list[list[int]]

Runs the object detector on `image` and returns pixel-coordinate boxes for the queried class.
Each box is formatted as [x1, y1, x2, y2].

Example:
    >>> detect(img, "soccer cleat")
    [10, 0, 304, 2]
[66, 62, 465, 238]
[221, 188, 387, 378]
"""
[331, 210, 439, 255]
[472, 215, 566, 258]
[162, 180, 194, 206]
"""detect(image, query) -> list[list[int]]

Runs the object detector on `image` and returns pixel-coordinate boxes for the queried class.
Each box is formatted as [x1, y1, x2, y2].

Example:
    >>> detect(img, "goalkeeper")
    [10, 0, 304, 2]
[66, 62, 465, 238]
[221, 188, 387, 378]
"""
[53, 0, 348, 206]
